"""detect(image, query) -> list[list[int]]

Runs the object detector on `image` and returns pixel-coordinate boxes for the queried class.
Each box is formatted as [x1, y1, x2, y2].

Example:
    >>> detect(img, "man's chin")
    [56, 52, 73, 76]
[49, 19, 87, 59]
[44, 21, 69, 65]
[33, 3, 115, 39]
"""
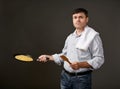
[76, 27, 83, 29]
[76, 26, 86, 30]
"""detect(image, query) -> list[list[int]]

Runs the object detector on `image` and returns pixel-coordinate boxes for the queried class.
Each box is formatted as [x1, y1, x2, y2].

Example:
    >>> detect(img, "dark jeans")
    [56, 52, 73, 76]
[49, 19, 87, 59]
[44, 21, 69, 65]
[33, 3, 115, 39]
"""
[60, 70, 92, 89]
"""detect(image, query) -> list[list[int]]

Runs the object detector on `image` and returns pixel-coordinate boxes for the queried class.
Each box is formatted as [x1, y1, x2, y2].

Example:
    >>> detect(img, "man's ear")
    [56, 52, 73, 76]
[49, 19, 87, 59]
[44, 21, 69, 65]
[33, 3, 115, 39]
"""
[86, 17, 89, 23]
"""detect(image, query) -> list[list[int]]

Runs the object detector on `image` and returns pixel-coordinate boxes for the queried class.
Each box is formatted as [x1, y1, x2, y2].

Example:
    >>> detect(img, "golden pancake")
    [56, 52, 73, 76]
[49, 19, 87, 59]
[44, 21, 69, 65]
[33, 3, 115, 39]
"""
[15, 55, 33, 62]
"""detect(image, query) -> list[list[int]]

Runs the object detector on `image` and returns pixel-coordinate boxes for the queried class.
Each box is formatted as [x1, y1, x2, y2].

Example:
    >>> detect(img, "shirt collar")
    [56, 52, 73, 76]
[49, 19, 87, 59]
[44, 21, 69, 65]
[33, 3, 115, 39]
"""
[72, 25, 89, 37]
[72, 30, 81, 37]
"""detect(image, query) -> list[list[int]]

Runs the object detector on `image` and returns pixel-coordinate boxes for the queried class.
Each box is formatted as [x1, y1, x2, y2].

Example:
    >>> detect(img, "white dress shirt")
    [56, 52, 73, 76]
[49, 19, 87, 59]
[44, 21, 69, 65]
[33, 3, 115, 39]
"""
[52, 27, 104, 73]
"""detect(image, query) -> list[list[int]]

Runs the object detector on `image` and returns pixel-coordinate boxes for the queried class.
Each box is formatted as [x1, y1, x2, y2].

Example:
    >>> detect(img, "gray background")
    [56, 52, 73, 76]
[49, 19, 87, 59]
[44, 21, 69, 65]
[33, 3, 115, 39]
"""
[0, 0, 120, 89]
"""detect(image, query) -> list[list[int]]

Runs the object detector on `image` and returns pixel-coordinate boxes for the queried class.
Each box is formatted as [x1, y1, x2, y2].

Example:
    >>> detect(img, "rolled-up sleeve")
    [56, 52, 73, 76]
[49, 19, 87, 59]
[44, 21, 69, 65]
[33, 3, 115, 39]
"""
[87, 35, 104, 70]
[52, 54, 62, 65]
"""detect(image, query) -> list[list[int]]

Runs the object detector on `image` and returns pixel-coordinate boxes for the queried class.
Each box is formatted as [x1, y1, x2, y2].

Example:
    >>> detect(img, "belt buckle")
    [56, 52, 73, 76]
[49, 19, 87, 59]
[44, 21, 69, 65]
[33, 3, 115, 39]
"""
[75, 72, 79, 76]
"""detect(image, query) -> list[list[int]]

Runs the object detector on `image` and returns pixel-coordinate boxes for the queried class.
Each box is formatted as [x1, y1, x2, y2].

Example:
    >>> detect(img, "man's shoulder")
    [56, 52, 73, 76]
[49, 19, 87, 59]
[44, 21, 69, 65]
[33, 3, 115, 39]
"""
[64, 32, 74, 42]
[67, 32, 74, 38]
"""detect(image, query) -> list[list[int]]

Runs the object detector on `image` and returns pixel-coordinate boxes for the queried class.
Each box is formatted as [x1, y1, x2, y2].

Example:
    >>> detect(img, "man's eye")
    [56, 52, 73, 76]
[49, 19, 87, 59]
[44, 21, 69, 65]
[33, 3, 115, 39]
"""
[79, 16, 84, 18]
[74, 16, 77, 19]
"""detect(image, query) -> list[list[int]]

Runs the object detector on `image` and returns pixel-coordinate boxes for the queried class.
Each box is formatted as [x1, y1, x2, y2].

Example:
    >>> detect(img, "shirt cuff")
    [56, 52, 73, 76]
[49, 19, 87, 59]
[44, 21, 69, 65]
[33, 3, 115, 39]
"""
[87, 59, 100, 70]
[52, 54, 62, 65]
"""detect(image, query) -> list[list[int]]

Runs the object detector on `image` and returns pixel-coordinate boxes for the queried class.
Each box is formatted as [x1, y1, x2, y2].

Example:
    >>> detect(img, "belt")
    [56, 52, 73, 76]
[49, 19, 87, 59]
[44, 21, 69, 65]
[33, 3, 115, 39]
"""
[63, 68, 92, 76]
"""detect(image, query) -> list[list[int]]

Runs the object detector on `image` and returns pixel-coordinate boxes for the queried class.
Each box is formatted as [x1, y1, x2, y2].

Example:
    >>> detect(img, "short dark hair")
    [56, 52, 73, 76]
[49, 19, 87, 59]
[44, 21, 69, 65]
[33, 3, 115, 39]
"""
[72, 8, 88, 17]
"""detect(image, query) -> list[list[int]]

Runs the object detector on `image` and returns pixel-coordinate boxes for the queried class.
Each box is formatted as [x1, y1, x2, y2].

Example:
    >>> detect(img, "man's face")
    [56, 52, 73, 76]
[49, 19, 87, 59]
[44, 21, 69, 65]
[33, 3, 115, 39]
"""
[72, 12, 88, 29]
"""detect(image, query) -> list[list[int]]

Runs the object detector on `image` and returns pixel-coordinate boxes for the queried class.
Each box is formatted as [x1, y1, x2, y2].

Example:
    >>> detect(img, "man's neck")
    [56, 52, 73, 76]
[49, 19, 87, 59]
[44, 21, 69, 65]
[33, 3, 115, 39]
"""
[76, 28, 84, 36]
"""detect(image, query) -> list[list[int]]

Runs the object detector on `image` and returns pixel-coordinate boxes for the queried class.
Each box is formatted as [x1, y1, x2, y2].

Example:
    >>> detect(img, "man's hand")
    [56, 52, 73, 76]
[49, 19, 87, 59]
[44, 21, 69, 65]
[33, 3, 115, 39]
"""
[37, 55, 54, 62]
[70, 61, 92, 70]
[70, 62, 80, 70]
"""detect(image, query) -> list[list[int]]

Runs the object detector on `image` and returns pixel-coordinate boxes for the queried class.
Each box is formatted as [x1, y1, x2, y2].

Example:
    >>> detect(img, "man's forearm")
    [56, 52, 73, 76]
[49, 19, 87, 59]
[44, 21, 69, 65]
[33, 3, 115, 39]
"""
[78, 61, 92, 68]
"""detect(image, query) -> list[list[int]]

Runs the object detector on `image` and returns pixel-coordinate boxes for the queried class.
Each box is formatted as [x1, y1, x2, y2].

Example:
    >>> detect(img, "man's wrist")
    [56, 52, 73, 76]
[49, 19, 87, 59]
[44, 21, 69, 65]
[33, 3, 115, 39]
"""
[46, 55, 54, 61]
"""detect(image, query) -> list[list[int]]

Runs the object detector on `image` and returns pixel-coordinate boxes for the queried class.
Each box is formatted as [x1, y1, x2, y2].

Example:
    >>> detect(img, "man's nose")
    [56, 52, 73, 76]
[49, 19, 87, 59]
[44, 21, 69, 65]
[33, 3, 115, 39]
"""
[76, 18, 80, 21]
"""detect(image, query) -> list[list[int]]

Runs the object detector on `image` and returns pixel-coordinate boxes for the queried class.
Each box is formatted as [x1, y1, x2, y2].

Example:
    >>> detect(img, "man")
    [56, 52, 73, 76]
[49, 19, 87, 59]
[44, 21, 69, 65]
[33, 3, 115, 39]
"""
[37, 8, 104, 89]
